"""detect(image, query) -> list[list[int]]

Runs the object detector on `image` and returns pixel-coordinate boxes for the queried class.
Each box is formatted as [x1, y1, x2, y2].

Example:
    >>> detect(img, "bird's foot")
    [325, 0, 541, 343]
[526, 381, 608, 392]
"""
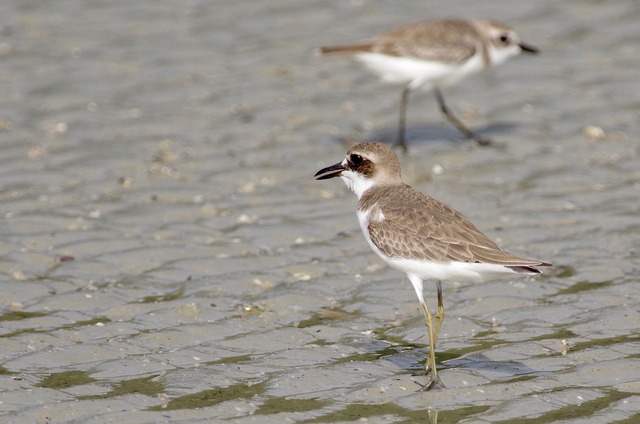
[473, 135, 492, 146]
[411, 368, 431, 377]
[416, 374, 446, 391]
[392, 139, 408, 152]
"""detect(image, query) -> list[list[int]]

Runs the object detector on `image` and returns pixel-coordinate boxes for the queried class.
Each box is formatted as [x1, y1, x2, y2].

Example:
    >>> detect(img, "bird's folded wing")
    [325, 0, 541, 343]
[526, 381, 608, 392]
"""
[367, 196, 541, 267]
[372, 20, 479, 63]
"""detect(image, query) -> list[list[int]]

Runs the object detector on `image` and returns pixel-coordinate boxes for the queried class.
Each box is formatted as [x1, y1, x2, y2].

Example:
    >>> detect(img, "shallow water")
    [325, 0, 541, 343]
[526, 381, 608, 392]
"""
[1, 0, 639, 422]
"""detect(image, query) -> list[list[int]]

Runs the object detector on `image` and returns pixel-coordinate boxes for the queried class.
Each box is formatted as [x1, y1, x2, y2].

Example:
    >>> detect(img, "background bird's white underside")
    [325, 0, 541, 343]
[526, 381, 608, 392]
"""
[355, 52, 485, 90]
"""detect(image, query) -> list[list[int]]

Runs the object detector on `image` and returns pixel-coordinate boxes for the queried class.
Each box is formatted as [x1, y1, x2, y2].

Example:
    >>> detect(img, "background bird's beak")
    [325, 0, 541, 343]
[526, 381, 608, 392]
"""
[315, 162, 346, 180]
[519, 41, 539, 53]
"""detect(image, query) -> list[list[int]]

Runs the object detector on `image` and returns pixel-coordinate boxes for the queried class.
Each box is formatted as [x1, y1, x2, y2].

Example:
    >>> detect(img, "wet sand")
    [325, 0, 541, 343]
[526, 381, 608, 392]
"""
[1, 0, 639, 422]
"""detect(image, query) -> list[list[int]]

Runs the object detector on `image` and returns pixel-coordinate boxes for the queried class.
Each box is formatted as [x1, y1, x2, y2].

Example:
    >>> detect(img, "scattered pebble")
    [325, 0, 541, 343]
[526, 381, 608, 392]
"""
[583, 125, 606, 139]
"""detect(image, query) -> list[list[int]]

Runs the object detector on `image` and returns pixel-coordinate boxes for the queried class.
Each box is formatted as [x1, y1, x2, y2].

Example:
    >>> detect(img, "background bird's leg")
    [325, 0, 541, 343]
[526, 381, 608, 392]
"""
[434, 88, 491, 146]
[394, 87, 410, 151]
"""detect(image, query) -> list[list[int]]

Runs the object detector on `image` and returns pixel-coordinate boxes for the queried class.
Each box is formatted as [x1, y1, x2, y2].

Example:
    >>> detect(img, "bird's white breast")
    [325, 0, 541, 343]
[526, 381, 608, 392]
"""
[357, 207, 388, 259]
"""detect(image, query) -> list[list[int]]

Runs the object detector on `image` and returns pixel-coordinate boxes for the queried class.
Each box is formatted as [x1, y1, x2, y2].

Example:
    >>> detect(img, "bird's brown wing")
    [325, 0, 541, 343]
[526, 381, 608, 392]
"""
[364, 185, 547, 267]
[319, 19, 479, 63]
[370, 20, 480, 63]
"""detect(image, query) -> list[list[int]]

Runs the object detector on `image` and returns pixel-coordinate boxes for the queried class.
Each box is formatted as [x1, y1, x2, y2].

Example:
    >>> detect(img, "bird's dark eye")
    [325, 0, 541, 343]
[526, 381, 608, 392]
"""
[350, 154, 364, 166]
[499, 34, 509, 44]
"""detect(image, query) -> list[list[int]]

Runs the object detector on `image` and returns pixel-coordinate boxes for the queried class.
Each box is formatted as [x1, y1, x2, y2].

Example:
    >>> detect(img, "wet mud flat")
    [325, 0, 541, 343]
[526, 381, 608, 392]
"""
[1, 0, 639, 422]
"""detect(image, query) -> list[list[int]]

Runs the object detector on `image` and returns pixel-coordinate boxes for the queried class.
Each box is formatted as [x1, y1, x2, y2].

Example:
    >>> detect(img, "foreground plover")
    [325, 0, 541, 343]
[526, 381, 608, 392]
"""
[315, 142, 550, 389]
[319, 19, 538, 150]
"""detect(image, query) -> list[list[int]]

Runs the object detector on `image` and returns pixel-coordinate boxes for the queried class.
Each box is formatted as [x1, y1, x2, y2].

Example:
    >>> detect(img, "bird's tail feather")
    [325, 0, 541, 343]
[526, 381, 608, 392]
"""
[317, 44, 374, 55]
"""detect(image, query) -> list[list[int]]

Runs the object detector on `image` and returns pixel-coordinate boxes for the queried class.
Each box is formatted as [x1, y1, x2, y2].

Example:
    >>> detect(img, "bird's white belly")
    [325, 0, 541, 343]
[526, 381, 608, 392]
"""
[355, 52, 485, 90]
[386, 257, 519, 283]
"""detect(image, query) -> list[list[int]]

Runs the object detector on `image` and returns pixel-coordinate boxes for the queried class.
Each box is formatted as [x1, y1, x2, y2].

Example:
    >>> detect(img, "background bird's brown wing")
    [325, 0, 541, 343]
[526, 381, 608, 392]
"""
[320, 19, 479, 63]
[370, 20, 479, 63]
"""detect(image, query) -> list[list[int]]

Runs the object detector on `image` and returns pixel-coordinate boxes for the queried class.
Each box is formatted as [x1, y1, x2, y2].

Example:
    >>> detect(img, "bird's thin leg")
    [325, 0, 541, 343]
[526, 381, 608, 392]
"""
[393, 87, 410, 151]
[417, 299, 445, 391]
[432, 280, 446, 346]
[408, 274, 445, 390]
[434, 88, 491, 146]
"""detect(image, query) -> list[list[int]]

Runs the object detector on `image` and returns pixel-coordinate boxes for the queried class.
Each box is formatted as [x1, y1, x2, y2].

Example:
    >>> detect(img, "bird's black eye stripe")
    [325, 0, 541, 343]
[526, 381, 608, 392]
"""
[350, 154, 364, 165]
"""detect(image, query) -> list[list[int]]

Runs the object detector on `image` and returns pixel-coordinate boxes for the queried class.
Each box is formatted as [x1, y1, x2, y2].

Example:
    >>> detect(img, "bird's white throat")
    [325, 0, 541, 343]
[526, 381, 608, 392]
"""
[340, 168, 374, 199]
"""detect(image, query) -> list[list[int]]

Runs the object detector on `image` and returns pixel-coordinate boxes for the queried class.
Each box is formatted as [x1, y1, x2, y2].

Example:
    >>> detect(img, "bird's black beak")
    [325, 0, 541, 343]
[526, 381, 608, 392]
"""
[314, 162, 346, 180]
[519, 41, 539, 54]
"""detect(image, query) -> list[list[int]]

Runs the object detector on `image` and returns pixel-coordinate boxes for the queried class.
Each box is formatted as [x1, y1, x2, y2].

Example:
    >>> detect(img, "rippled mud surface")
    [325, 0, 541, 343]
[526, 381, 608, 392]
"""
[1, 0, 639, 423]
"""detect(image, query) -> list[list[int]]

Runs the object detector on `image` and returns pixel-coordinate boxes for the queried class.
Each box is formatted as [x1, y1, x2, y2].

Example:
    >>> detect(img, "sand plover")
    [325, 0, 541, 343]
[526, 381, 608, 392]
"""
[315, 142, 550, 390]
[319, 19, 539, 150]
